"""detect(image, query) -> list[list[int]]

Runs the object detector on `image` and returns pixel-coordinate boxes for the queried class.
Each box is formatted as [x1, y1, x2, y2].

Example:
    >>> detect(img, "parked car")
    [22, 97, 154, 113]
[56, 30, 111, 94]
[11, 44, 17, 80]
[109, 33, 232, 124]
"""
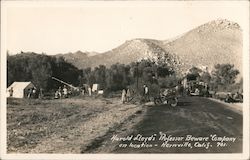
[215, 91, 243, 103]
[154, 88, 178, 107]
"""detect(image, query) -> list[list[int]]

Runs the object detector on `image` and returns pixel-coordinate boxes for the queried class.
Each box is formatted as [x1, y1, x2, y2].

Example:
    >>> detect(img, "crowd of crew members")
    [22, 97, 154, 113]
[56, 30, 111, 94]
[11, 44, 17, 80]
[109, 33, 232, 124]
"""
[54, 85, 68, 99]
[121, 84, 149, 104]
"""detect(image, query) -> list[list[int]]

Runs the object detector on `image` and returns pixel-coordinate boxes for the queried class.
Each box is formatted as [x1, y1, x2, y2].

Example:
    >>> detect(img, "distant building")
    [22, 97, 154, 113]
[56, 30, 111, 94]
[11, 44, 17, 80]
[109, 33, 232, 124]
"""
[7, 82, 35, 98]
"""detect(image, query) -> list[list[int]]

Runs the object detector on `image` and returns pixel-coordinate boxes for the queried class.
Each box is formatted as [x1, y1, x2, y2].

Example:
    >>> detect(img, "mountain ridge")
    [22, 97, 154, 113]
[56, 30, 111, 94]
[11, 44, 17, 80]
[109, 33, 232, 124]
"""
[56, 19, 242, 76]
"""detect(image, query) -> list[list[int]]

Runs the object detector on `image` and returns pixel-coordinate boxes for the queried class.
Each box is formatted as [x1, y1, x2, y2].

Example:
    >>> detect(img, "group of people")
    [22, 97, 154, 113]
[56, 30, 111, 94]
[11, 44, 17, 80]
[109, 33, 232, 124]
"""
[26, 87, 43, 99]
[121, 88, 131, 104]
[121, 84, 150, 104]
[81, 85, 93, 96]
[27, 88, 37, 98]
[55, 85, 68, 99]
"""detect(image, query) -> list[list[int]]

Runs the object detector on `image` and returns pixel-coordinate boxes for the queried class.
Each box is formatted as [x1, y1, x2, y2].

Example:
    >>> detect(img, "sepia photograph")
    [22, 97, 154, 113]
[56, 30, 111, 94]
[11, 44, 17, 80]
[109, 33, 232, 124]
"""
[0, 1, 249, 160]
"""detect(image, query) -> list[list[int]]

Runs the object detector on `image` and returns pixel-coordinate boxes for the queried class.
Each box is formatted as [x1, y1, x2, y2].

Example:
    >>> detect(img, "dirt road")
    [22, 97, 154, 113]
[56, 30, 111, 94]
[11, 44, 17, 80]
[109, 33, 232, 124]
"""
[114, 96, 242, 153]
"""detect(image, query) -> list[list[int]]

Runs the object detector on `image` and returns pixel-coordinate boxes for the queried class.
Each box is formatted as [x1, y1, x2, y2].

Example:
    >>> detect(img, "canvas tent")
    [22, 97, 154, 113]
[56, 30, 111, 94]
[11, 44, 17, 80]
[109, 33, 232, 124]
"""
[92, 84, 99, 92]
[7, 82, 35, 98]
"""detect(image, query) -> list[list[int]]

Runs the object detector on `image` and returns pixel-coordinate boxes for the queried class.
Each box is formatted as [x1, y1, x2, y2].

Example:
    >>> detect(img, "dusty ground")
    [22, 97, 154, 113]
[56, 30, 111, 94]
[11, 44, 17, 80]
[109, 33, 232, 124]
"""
[7, 96, 146, 153]
[208, 98, 242, 114]
[115, 96, 242, 153]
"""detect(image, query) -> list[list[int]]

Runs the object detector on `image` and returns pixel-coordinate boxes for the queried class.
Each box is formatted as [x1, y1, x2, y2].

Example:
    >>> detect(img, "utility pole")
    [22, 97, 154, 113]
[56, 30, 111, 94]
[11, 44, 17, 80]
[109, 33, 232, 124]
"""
[136, 62, 139, 90]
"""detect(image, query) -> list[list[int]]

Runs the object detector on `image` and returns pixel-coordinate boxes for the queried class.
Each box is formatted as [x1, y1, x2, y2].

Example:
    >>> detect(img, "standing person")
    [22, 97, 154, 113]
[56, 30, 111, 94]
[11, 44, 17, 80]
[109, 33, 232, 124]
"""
[175, 85, 180, 96]
[39, 88, 44, 99]
[126, 88, 131, 102]
[82, 88, 85, 95]
[179, 85, 184, 96]
[185, 88, 190, 96]
[121, 89, 126, 104]
[28, 88, 32, 98]
[32, 88, 37, 98]
[88, 86, 92, 96]
[63, 85, 68, 98]
[9, 87, 13, 97]
[143, 84, 149, 102]
[58, 87, 62, 98]
[55, 90, 59, 99]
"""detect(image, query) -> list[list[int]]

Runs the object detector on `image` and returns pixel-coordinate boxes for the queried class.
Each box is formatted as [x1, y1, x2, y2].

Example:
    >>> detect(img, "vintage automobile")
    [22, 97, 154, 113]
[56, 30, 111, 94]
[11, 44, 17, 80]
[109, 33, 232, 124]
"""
[154, 88, 178, 107]
[214, 91, 243, 103]
[225, 92, 243, 103]
[214, 92, 230, 100]
[188, 81, 210, 97]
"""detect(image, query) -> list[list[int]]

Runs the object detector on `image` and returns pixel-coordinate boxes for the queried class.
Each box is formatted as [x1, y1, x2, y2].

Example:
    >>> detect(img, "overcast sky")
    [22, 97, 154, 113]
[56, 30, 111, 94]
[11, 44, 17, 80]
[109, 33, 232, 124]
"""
[3, 1, 249, 55]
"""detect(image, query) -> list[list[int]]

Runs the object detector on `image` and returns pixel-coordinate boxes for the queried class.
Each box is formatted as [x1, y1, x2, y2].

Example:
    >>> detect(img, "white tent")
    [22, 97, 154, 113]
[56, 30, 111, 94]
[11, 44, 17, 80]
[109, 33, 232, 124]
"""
[7, 82, 35, 98]
[92, 84, 99, 92]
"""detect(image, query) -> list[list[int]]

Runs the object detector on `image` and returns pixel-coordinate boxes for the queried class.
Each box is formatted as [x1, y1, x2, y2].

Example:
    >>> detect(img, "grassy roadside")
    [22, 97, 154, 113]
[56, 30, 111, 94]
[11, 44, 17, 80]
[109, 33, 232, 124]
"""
[7, 97, 146, 153]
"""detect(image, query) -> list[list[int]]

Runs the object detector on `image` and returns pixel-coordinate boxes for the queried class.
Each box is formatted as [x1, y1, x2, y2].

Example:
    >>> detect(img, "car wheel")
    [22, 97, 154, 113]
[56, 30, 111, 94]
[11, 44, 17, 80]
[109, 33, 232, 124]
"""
[154, 98, 162, 105]
[170, 98, 178, 107]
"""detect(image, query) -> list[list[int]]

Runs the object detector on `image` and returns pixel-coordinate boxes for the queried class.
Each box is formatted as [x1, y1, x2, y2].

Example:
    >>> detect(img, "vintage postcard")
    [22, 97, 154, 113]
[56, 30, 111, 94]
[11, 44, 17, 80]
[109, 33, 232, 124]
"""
[0, 1, 249, 160]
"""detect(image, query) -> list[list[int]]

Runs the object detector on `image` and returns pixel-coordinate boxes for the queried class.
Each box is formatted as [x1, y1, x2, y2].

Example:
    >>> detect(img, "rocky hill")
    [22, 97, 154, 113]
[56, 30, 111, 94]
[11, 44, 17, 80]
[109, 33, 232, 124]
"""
[57, 19, 242, 75]
[162, 19, 242, 73]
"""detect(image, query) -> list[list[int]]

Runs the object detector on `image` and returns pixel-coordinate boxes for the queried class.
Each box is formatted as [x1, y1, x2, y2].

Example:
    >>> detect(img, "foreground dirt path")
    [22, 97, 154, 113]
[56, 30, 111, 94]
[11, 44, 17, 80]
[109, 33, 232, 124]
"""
[7, 97, 146, 153]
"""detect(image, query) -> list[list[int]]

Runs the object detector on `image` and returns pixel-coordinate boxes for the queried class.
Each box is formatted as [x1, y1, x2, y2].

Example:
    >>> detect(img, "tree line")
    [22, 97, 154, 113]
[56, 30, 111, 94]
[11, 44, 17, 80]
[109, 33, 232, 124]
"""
[7, 52, 81, 91]
[7, 52, 241, 95]
[79, 59, 178, 96]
